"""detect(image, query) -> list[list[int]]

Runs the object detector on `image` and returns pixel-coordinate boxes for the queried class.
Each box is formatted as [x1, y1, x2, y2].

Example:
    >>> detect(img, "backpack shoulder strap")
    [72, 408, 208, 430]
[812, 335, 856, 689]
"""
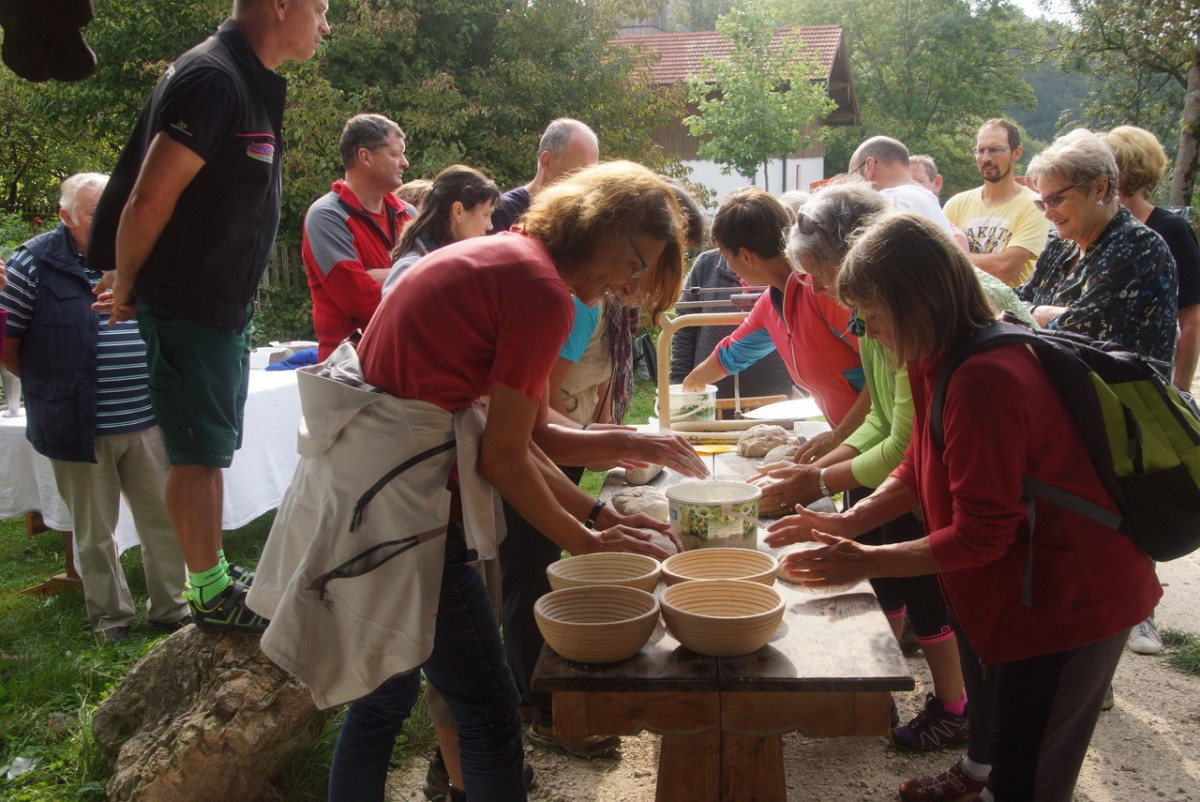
[930, 318, 1039, 451]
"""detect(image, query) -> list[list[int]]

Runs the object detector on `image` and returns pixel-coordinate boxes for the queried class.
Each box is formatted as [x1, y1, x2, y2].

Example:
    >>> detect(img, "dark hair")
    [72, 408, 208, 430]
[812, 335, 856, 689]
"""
[339, 114, 404, 170]
[392, 165, 500, 259]
[711, 187, 793, 259]
[665, 178, 709, 251]
[837, 212, 996, 364]
[980, 119, 1022, 150]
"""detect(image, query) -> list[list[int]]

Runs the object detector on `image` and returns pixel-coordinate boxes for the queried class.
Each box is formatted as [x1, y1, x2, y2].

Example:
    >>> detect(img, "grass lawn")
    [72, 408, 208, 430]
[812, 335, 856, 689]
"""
[0, 379, 658, 799]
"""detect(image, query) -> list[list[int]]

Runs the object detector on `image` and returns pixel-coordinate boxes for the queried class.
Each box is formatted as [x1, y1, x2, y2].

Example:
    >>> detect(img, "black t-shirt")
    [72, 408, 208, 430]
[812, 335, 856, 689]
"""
[1147, 206, 1200, 310]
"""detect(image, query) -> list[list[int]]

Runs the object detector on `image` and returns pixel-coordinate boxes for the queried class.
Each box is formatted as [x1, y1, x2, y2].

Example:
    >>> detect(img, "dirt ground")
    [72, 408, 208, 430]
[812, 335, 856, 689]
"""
[386, 551, 1200, 801]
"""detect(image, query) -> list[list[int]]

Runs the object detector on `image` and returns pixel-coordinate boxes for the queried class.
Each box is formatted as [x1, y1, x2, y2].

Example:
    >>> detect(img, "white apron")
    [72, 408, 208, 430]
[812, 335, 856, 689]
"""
[248, 342, 501, 709]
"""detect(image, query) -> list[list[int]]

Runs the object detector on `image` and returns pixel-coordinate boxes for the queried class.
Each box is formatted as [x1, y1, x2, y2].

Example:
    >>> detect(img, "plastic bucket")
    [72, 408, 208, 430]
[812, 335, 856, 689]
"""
[658, 384, 717, 423]
[666, 480, 761, 549]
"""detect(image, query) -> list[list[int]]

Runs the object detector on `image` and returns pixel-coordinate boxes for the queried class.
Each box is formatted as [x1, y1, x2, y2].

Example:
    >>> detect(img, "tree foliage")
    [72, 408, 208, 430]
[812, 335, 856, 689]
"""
[683, 1, 836, 189]
[769, 0, 1036, 196]
[0, 0, 676, 236]
[1061, 0, 1200, 206]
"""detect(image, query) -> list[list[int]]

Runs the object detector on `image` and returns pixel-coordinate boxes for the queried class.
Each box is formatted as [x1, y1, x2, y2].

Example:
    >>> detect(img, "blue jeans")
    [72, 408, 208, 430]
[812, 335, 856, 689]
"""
[328, 526, 525, 802]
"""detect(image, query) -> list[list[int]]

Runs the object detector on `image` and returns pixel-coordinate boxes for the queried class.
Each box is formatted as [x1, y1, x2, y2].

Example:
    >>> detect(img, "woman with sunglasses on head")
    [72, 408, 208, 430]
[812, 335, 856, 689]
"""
[247, 161, 691, 802]
[680, 187, 870, 462]
[1018, 129, 1177, 377]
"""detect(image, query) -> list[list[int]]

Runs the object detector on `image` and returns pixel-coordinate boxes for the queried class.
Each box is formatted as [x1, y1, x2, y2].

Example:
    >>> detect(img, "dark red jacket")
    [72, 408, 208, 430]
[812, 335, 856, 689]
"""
[894, 343, 1161, 665]
[303, 180, 415, 360]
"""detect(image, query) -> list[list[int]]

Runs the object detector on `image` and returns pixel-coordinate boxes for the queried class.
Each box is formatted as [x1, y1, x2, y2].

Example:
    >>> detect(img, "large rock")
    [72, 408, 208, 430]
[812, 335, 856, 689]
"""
[92, 625, 325, 801]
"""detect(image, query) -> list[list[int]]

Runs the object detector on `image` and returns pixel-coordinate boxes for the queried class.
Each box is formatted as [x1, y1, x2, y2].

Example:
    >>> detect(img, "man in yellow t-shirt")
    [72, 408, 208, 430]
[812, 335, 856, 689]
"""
[945, 119, 1051, 287]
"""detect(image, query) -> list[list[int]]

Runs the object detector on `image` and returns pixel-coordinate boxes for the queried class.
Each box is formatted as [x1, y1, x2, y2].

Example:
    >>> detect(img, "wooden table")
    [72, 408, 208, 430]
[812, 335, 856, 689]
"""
[532, 452, 914, 802]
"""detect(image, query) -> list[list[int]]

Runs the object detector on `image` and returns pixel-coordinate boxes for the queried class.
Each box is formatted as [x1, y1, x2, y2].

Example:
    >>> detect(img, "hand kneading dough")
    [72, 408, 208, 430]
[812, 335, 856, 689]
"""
[612, 486, 670, 522]
[641, 527, 680, 556]
[737, 424, 794, 457]
[762, 443, 801, 465]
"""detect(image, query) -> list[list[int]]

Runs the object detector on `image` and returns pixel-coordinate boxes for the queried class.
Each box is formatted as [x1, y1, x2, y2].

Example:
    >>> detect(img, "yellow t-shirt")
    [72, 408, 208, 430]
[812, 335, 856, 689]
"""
[944, 185, 1051, 286]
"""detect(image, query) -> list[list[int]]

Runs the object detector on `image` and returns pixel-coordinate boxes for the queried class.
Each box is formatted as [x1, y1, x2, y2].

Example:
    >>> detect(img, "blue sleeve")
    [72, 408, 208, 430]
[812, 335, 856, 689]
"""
[716, 327, 776, 374]
[559, 298, 599, 361]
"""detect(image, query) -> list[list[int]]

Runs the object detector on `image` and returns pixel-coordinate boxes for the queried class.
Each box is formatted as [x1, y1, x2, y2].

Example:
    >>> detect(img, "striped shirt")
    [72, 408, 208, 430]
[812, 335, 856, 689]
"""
[0, 243, 155, 434]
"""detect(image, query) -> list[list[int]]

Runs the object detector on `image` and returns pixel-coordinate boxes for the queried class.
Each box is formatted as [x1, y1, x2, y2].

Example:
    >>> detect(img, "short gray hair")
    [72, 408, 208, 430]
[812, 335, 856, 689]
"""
[538, 118, 597, 159]
[1026, 128, 1119, 202]
[59, 173, 109, 222]
[778, 190, 812, 214]
[909, 155, 938, 184]
[339, 114, 405, 170]
[856, 135, 910, 167]
[785, 183, 888, 271]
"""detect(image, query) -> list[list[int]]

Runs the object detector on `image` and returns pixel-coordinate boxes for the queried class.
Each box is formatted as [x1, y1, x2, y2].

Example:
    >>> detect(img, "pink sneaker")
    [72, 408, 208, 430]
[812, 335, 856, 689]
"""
[898, 759, 986, 801]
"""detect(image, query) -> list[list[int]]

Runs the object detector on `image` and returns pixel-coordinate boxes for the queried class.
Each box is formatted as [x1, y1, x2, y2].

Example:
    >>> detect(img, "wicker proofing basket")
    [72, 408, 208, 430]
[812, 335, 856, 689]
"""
[661, 547, 778, 586]
[535, 585, 660, 664]
[546, 552, 662, 593]
[660, 579, 784, 657]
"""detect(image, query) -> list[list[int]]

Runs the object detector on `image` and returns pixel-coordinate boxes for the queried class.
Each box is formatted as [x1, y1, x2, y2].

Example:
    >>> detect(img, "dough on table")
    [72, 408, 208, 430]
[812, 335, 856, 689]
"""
[736, 424, 794, 458]
[624, 464, 664, 485]
[612, 486, 670, 522]
[641, 527, 680, 556]
[761, 443, 801, 465]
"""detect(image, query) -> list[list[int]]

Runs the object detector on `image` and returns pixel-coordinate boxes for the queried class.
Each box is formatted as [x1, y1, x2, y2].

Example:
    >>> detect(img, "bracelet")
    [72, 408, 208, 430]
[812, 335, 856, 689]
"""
[817, 468, 832, 498]
[584, 498, 607, 529]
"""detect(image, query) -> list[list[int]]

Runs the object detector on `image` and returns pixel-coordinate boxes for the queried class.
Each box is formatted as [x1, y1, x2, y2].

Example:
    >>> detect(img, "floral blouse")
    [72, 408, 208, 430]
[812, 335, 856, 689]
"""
[1018, 206, 1178, 373]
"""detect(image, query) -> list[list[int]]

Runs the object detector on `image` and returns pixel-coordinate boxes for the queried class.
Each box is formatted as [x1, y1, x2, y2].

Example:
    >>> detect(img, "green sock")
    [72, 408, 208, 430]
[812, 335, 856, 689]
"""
[218, 549, 230, 573]
[188, 563, 232, 608]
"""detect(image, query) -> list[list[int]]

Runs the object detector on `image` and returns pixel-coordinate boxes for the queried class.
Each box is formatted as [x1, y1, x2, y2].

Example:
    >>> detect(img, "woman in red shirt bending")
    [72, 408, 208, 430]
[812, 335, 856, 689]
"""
[769, 212, 1160, 802]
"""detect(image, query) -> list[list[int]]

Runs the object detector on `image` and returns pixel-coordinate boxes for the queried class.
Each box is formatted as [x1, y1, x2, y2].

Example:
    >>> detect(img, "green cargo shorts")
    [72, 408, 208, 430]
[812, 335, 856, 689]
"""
[136, 302, 252, 468]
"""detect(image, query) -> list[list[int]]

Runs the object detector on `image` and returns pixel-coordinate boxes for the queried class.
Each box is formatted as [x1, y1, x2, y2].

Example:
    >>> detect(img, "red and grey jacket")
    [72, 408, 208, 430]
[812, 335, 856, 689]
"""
[303, 179, 415, 360]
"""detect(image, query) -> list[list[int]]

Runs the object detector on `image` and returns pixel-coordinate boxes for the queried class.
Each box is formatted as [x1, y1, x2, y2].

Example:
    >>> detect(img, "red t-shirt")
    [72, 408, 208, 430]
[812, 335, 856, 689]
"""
[359, 231, 574, 410]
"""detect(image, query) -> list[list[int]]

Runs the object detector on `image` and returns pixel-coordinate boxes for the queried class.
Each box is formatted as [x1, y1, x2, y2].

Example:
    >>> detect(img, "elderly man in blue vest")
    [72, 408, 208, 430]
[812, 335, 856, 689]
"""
[0, 173, 189, 642]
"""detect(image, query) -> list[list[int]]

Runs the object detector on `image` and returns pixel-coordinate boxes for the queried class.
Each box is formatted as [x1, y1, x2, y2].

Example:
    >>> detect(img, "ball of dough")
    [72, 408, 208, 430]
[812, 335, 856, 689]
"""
[641, 527, 680, 556]
[624, 464, 664, 485]
[762, 443, 801, 465]
[736, 424, 794, 458]
[612, 486, 670, 522]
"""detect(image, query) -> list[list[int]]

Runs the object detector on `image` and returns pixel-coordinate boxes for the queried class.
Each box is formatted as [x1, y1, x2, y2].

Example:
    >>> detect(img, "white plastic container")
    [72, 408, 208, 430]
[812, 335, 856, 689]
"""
[660, 383, 718, 423]
[666, 480, 761, 549]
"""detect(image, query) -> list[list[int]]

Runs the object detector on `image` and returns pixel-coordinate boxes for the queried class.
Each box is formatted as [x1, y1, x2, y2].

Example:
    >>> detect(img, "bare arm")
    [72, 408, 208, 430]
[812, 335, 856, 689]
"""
[763, 474, 919, 547]
[968, 246, 1033, 286]
[102, 134, 205, 323]
[794, 384, 872, 464]
[1173, 304, 1200, 391]
[366, 268, 390, 282]
[546, 356, 575, 418]
[681, 351, 727, 392]
[779, 529, 941, 588]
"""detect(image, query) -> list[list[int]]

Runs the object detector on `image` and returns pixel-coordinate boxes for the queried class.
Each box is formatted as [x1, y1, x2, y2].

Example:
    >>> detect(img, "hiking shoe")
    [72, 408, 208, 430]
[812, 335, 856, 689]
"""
[1127, 616, 1163, 655]
[188, 580, 268, 634]
[891, 694, 969, 752]
[529, 722, 620, 758]
[423, 748, 450, 800]
[898, 759, 986, 802]
[229, 564, 255, 587]
[1101, 684, 1115, 711]
[98, 625, 129, 642]
[147, 614, 195, 632]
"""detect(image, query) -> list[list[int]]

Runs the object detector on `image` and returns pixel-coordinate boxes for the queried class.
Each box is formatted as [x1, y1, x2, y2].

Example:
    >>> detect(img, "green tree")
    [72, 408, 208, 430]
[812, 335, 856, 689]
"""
[683, 1, 836, 190]
[1062, 0, 1200, 207]
[667, 0, 736, 31]
[770, 0, 1036, 196]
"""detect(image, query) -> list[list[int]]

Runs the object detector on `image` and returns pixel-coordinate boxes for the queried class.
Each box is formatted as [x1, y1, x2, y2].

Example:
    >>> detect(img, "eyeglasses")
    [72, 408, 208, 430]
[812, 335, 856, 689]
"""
[973, 146, 1010, 158]
[848, 158, 869, 177]
[794, 211, 829, 237]
[1033, 184, 1084, 212]
[628, 236, 650, 280]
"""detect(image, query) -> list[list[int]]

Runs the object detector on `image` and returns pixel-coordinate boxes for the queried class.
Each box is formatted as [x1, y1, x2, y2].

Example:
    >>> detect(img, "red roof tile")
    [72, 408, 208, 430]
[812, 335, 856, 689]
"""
[616, 26, 844, 85]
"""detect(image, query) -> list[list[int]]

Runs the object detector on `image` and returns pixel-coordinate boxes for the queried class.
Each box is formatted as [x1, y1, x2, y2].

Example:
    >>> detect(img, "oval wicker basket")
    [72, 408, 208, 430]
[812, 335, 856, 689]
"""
[660, 579, 784, 657]
[661, 547, 777, 586]
[534, 585, 660, 664]
[546, 552, 662, 593]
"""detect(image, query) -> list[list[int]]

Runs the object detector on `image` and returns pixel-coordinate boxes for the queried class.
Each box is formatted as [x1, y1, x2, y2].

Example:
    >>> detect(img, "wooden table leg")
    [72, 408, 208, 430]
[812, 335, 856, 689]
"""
[722, 732, 785, 802]
[19, 514, 84, 595]
[657, 730, 720, 802]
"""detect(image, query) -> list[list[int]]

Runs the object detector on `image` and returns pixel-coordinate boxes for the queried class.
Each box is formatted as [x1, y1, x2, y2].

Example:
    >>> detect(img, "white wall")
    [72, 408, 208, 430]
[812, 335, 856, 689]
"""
[684, 156, 827, 210]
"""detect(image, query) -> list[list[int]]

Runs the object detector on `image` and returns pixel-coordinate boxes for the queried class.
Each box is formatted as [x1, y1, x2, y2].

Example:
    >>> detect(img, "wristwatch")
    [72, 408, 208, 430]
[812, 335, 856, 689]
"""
[584, 498, 607, 529]
[817, 468, 832, 498]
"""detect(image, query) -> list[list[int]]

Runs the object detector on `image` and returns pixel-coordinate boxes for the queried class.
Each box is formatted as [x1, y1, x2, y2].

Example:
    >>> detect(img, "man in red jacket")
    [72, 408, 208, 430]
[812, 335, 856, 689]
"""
[303, 113, 416, 361]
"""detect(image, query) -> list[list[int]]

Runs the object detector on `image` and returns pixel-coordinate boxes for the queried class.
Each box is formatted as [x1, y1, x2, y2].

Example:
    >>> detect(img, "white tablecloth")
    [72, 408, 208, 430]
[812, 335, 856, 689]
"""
[0, 370, 302, 553]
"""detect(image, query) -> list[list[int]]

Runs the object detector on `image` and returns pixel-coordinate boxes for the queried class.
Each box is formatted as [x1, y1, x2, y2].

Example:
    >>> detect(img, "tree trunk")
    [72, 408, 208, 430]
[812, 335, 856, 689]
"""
[1169, 34, 1200, 208]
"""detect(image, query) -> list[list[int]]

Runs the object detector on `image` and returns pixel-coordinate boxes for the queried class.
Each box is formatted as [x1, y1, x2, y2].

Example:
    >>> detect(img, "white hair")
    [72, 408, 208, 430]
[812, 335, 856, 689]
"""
[59, 173, 109, 224]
